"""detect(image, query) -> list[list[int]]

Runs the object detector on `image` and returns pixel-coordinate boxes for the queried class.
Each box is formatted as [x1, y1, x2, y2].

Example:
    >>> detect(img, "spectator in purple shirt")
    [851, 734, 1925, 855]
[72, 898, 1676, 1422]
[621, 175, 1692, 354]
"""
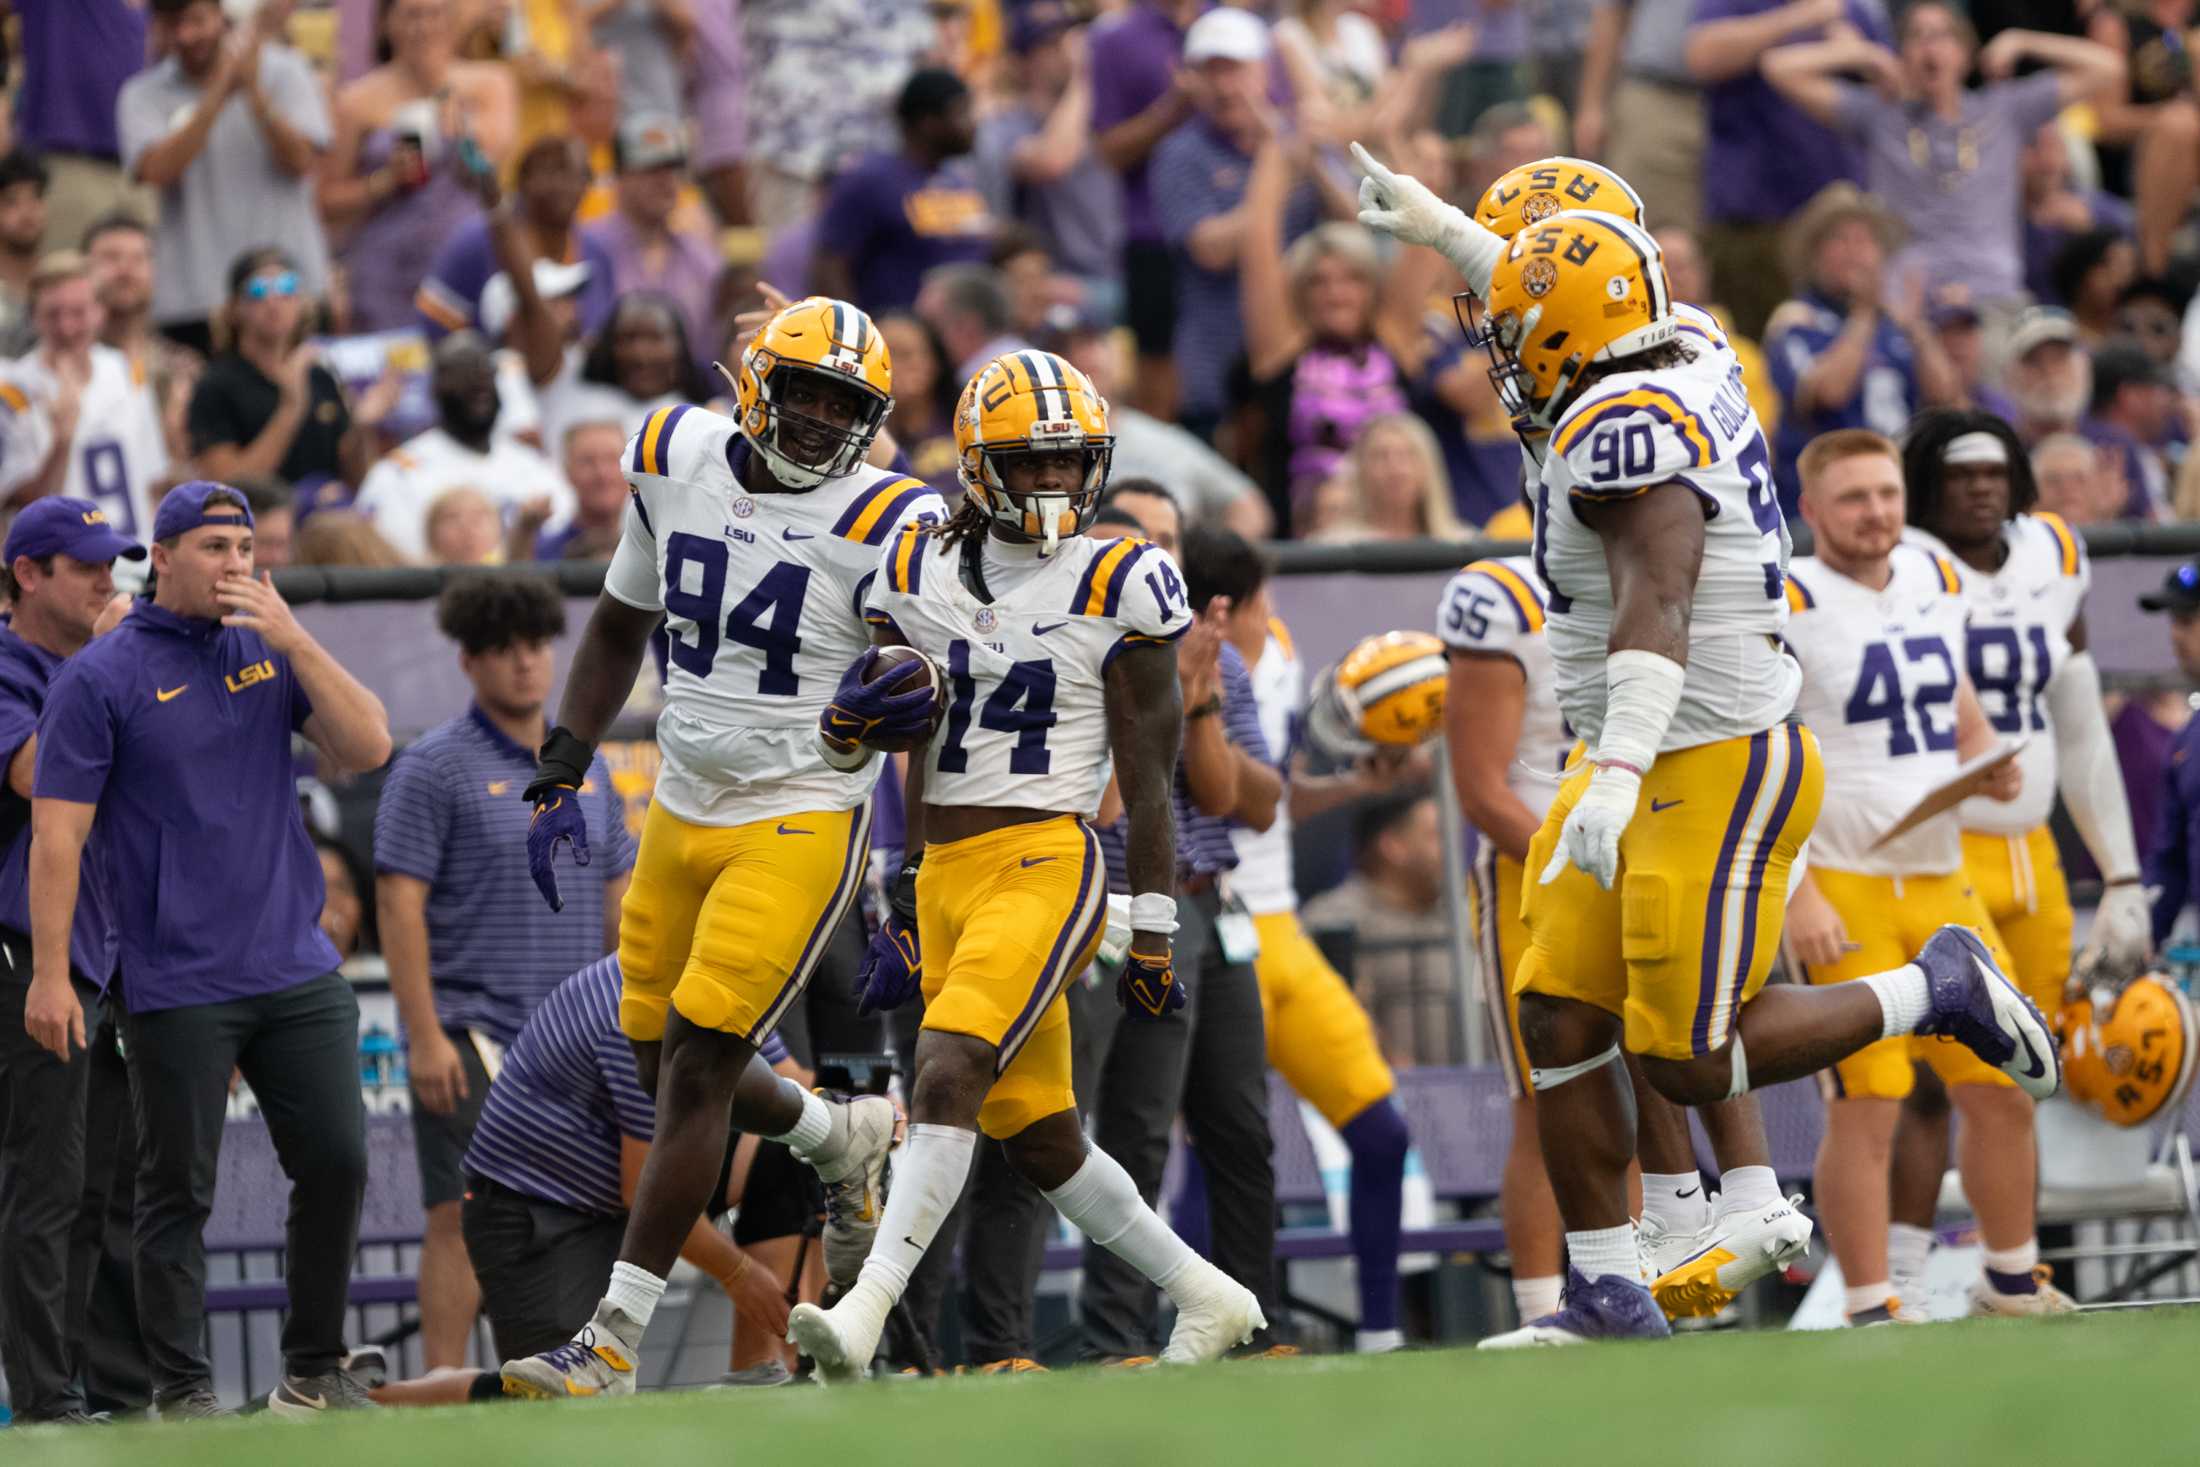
[7, 0, 150, 254]
[810, 69, 994, 315]
[2023, 120, 2136, 306]
[1090, 0, 1200, 419]
[1762, 4, 2124, 310]
[584, 116, 721, 370]
[417, 136, 615, 341]
[29, 482, 393, 1419]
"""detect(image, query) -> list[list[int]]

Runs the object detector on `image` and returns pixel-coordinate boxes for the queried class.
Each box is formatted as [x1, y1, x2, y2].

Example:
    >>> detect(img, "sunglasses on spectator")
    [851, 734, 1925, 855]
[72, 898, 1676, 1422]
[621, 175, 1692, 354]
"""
[244, 272, 300, 301]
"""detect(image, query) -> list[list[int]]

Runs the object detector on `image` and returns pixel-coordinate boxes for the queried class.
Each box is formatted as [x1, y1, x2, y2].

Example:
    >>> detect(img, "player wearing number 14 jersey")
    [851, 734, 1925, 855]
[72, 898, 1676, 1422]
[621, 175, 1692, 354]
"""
[1448, 212, 2058, 1349]
[786, 349, 1263, 1381]
[503, 297, 939, 1399]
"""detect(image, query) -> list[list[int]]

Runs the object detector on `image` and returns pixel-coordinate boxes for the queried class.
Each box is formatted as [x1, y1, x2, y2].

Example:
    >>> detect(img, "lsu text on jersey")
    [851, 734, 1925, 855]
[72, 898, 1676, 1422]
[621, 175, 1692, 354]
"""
[606, 402, 947, 1043]
[1783, 547, 2020, 1097]
[1233, 617, 1396, 1127]
[866, 525, 1189, 1138]
[1437, 556, 1569, 1096]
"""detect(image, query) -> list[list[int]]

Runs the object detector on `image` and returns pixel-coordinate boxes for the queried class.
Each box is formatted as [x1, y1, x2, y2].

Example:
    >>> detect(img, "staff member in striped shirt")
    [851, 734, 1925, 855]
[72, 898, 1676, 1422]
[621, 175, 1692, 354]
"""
[374, 572, 636, 1372]
[1078, 482, 1283, 1363]
[30, 481, 394, 1419]
[0, 498, 145, 1427]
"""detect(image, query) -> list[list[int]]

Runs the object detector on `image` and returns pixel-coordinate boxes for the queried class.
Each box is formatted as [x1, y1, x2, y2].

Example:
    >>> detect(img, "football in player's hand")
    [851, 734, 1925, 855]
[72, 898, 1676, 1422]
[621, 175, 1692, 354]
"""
[862, 645, 945, 752]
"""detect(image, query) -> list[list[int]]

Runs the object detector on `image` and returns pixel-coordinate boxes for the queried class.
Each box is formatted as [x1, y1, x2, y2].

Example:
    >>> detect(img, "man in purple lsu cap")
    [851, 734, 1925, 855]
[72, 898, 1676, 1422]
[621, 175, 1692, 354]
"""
[0, 497, 148, 1425]
[30, 480, 393, 1419]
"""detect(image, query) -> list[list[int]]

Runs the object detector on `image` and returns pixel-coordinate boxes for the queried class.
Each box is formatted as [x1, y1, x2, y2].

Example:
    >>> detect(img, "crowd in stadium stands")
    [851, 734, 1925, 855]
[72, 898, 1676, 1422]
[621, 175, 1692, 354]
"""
[3, 0, 2200, 1420]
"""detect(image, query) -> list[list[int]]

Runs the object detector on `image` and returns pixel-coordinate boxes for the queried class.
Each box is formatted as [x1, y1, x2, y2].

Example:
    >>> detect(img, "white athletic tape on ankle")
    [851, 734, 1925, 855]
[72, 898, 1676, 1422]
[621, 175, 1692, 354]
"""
[1529, 1043, 1620, 1091]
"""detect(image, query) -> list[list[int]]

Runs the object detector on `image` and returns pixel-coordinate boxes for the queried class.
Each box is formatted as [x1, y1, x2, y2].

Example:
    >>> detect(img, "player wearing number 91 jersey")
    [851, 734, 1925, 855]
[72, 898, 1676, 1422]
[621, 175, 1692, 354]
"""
[786, 349, 1264, 1385]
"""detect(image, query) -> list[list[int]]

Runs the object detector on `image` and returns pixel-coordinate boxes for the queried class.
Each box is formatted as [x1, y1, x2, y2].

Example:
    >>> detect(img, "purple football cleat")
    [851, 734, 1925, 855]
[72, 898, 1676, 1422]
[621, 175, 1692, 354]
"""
[1477, 1267, 1673, 1350]
[1913, 925, 2060, 1101]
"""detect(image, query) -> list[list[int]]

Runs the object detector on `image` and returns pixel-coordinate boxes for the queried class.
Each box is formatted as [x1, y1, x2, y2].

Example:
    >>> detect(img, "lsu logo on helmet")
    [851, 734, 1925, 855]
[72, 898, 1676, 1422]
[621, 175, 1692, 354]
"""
[1471, 211, 1677, 434]
[727, 296, 892, 490]
[955, 350, 1114, 555]
[2061, 974, 2198, 1128]
[1304, 631, 1447, 760]
[1474, 157, 1645, 242]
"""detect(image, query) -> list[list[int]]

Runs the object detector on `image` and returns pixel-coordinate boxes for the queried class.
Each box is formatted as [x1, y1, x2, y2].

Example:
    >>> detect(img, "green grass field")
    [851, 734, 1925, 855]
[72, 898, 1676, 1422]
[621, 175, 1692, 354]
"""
[29, 1310, 2200, 1466]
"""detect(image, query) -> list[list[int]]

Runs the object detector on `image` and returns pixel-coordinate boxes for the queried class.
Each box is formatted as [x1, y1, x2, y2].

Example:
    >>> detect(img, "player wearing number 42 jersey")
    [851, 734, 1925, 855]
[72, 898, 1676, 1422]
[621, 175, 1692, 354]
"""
[503, 297, 939, 1399]
[786, 349, 1264, 1381]
[1374, 201, 2060, 1349]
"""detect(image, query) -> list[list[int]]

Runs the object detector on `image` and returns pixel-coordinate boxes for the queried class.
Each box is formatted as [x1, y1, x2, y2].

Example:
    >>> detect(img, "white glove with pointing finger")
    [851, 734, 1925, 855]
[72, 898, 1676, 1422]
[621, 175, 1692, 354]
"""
[1540, 763, 1640, 891]
[1351, 141, 1472, 257]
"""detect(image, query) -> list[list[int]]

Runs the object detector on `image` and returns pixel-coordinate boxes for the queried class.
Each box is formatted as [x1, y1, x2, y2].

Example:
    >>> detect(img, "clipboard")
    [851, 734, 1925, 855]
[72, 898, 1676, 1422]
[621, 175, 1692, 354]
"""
[1869, 737, 2028, 850]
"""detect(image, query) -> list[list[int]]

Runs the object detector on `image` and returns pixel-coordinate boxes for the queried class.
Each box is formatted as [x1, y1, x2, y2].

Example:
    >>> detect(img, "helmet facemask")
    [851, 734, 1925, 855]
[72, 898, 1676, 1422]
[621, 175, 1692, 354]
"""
[1462, 292, 1583, 437]
[739, 350, 891, 490]
[972, 438, 1113, 557]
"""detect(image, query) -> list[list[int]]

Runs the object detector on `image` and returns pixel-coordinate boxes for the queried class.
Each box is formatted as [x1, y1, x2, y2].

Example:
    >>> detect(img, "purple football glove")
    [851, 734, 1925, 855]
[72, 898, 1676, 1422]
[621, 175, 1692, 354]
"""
[1119, 948, 1184, 1021]
[523, 728, 597, 914]
[820, 648, 938, 750]
[856, 910, 922, 1016]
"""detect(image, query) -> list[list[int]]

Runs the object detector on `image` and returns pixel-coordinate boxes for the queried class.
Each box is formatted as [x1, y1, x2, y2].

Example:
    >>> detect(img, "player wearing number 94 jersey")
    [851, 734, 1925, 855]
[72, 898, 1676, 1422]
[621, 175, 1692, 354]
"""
[501, 297, 936, 1402]
[1467, 215, 2058, 1350]
[786, 349, 1265, 1383]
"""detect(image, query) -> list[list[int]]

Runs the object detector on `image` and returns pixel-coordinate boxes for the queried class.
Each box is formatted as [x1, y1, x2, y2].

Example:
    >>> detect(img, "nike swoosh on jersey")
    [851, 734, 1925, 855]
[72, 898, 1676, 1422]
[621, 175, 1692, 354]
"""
[1650, 798, 1684, 813]
[783, 529, 815, 541]
[1021, 855, 1056, 867]
[1032, 622, 1067, 636]
[156, 685, 186, 702]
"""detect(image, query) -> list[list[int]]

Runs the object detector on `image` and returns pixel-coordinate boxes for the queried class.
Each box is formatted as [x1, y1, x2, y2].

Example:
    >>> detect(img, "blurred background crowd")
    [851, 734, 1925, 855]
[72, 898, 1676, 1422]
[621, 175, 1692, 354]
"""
[2, 0, 2199, 562]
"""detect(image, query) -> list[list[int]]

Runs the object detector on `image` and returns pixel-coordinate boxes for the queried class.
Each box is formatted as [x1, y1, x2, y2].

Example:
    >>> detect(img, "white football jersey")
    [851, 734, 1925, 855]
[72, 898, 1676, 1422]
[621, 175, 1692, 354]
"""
[605, 404, 947, 826]
[1785, 545, 1972, 876]
[1905, 513, 2089, 836]
[1515, 304, 1740, 479]
[0, 345, 167, 548]
[865, 528, 1192, 820]
[1435, 554, 1571, 820]
[1534, 345, 1800, 753]
[1230, 618, 1303, 916]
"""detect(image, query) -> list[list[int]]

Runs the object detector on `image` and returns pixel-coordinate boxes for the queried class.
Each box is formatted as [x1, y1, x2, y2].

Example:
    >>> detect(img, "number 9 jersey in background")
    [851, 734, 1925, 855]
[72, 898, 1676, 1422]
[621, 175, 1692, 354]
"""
[864, 528, 1192, 817]
[1533, 348, 1801, 753]
[605, 404, 947, 826]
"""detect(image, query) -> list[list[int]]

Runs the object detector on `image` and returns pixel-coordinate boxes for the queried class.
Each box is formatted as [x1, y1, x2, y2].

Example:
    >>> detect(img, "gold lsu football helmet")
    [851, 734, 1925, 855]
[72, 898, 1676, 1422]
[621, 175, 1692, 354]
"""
[956, 349, 1114, 555]
[727, 296, 892, 490]
[1474, 157, 1646, 240]
[1304, 630, 1448, 761]
[1470, 211, 1678, 436]
[2061, 973, 2198, 1129]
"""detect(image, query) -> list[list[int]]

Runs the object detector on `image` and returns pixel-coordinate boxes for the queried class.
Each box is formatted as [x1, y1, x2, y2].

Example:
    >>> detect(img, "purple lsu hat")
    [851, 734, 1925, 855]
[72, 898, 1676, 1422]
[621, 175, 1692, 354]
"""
[4, 497, 148, 565]
[151, 480, 256, 543]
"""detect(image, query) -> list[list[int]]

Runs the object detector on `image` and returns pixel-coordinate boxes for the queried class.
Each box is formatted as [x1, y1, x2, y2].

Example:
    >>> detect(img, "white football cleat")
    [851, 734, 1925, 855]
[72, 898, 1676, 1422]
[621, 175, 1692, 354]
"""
[811, 1094, 897, 1286]
[787, 1300, 881, 1385]
[1969, 1267, 2077, 1317]
[1636, 1211, 1708, 1284]
[1650, 1195, 1814, 1319]
[1159, 1266, 1265, 1364]
[499, 1307, 643, 1399]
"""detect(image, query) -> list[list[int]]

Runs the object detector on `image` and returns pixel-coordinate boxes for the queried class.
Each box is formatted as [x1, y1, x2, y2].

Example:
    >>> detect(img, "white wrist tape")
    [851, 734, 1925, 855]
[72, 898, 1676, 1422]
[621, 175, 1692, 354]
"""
[815, 727, 875, 773]
[2047, 651, 2140, 883]
[1594, 649, 1687, 773]
[1129, 892, 1179, 935]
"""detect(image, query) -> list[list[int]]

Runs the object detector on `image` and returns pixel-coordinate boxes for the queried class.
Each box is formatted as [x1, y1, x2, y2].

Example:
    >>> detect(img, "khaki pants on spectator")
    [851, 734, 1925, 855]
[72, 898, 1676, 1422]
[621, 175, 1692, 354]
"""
[1607, 78, 1705, 240]
[40, 155, 153, 255]
[1703, 220, 1791, 343]
[745, 162, 819, 248]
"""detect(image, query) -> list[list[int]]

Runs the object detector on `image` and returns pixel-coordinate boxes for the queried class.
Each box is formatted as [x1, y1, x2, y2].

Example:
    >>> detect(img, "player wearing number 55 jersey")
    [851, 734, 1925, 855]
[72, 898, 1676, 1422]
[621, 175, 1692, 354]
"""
[787, 349, 1264, 1382]
[503, 298, 938, 1400]
[1457, 214, 2058, 1350]
[1779, 430, 2045, 1326]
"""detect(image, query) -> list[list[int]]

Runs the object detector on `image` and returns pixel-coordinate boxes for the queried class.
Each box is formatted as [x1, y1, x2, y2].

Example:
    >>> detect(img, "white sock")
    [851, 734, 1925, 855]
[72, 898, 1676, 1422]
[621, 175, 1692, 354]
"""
[1565, 1224, 1639, 1284]
[603, 1262, 667, 1336]
[1640, 1172, 1709, 1236]
[1716, 1164, 1782, 1215]
[1512, 1273, 1563, 1322]
[1044, 1144, 1199, 1298]
[1861, 965, 1930, 1037]
[1354, 1328, 1405, 1354]
[1844, 1281, 1894, 1317]
[766, 1082, 834, 1157]
[841, 1124, 976, 1326]
[1887, 1222, 1935, 1292]
[1982, 1239, 2039, 1277]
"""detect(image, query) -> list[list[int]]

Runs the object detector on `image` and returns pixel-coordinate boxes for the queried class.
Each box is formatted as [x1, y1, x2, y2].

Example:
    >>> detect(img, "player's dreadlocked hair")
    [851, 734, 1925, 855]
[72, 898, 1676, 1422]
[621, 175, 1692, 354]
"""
[1901, 408, 2037, 538]
[925, 489, 990, 547]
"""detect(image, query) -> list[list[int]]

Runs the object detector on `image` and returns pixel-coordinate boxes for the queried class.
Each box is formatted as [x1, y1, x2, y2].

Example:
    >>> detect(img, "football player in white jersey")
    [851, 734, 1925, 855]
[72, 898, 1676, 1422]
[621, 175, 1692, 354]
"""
[503, 297, 943, 1398]
[1400, 210, 2058, 1348]
[0, 256, 167, 561]
[786, 349, 1263, 1380]
[1780, 428, 2047, 1324]
[1385, 151, 1813, 1321]
[1885, 409, 2149, 1315]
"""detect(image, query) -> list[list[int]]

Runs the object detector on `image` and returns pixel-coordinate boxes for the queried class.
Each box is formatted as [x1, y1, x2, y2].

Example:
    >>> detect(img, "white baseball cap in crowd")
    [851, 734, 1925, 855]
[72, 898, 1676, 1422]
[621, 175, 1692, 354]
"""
[1183, 6, 1269, 65]
[479, 260, 593, 338]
